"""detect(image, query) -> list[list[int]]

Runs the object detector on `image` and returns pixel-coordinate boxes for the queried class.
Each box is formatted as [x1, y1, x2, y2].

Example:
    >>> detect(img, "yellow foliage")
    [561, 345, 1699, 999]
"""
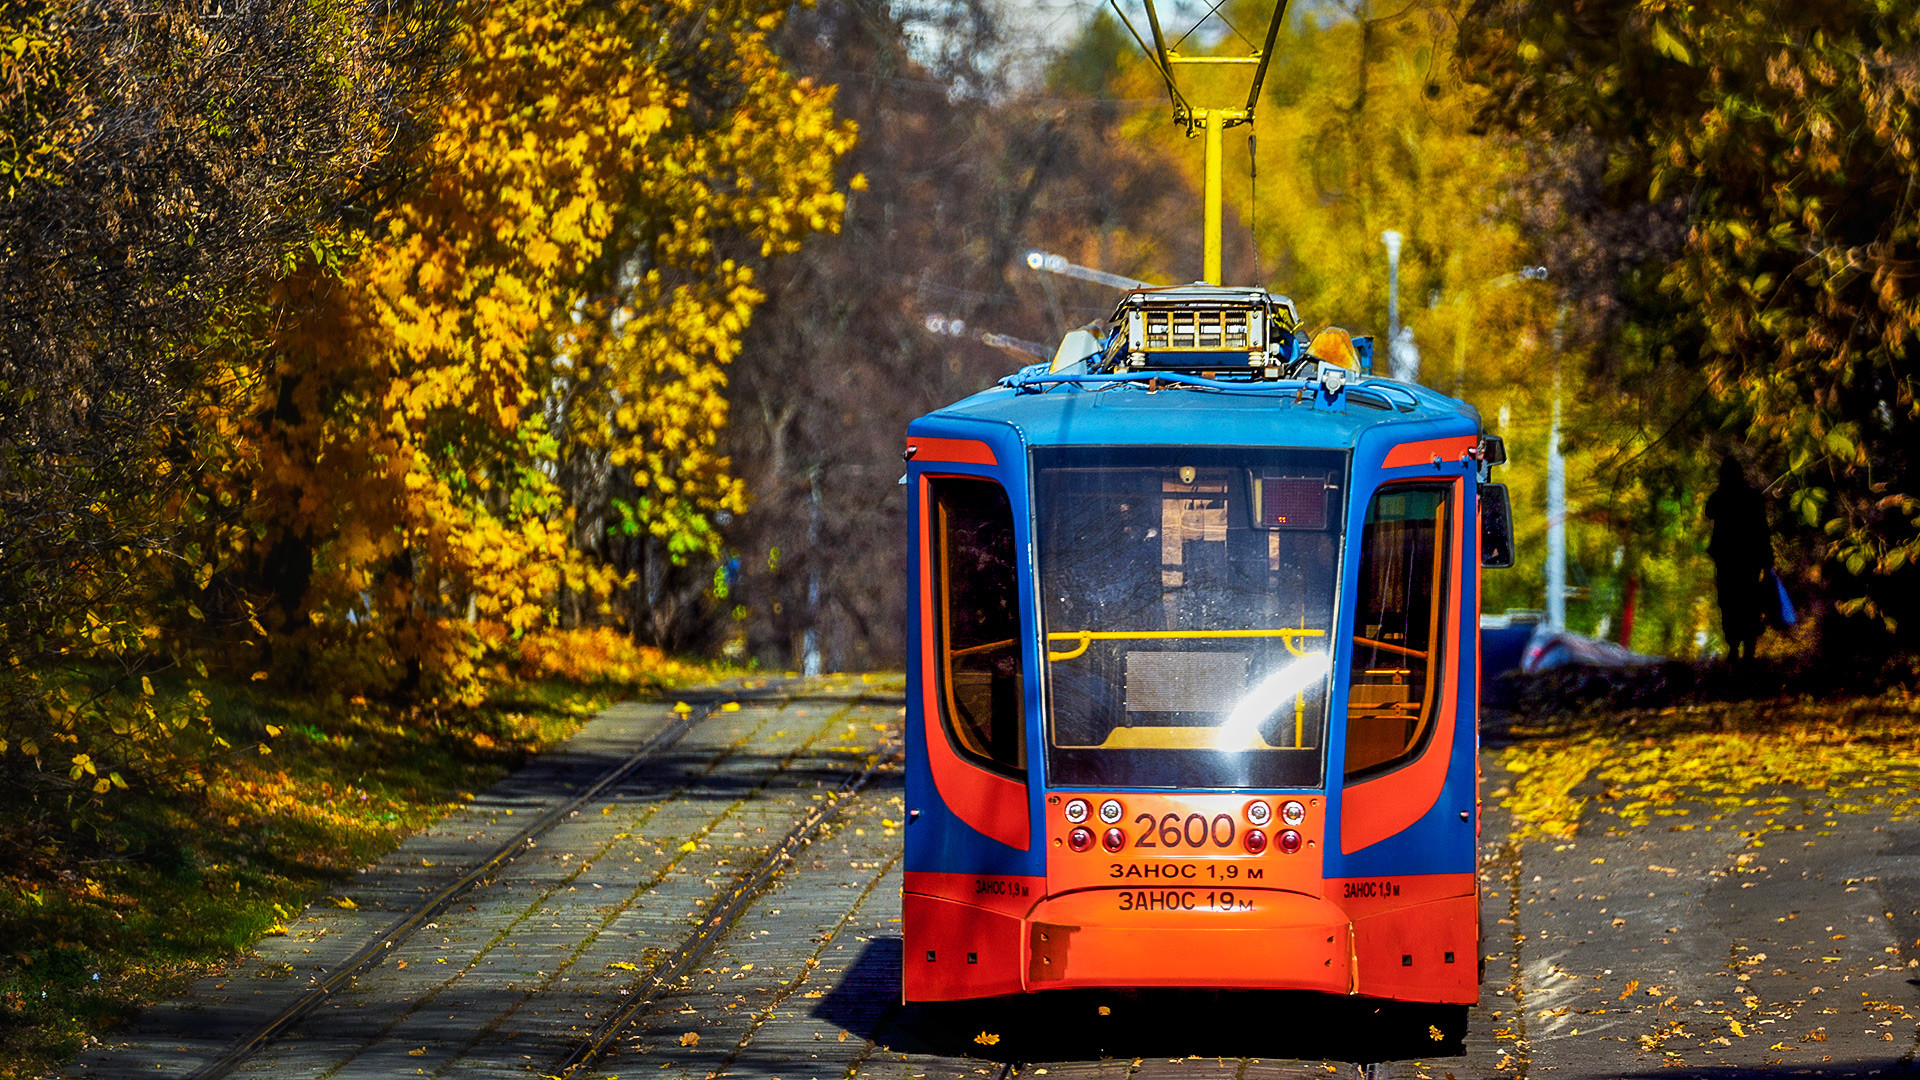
[511, 627, 710, 688]
[1503, 694, 1920, 840]
[203, 0, 852, 705]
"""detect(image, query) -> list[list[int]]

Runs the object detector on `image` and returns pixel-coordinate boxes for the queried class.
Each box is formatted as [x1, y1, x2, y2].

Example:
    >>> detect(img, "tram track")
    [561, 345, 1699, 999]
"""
[575, 799, 1418, 1080]
[155, 684, 904, 1080]
[180, 694, 731, 1080]
[305, 700, 864, 1073]
[553, 733, 899, 1076]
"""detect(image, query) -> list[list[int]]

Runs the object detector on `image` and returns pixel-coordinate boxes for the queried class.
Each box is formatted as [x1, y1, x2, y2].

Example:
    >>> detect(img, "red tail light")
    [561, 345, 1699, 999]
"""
[1102, 827, 1126, 853]
[1068, 826, 1094, 852]
[1278, 829, 1302, 854]
[1243, 829, 1268, 854]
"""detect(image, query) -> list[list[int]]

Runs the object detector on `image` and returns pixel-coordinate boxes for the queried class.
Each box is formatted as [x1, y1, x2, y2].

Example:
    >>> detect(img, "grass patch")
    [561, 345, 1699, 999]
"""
[1498, 688, 1920, 842]
[0, 663, 713, 1079]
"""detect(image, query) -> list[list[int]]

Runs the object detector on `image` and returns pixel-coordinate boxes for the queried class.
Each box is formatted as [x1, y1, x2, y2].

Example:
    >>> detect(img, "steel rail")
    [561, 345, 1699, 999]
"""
[181, 693, 746, 1080]
[553, 734, 903, 1077]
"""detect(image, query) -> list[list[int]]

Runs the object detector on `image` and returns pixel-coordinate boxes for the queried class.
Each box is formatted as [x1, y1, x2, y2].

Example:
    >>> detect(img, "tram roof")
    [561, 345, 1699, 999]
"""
[919, 373, 1481, 452]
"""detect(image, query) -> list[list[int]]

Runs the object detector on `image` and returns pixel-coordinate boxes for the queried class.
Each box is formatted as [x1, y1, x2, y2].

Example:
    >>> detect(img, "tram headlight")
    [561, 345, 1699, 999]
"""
[1101, 827, 1126, 853]
[1065, 798, 1090, 824]
[1277, 829, 1302, 855]
[1068, 826, 1094, 852]
[1281, 800, 1306, 826]
[1243, 829, 1268, 854]
[1098, 799, 1124, 825]
[1245, 800, 1271, 827]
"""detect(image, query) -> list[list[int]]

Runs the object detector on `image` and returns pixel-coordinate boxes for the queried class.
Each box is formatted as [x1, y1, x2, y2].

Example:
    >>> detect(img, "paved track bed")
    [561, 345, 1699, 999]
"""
[62, 684, 1920, 1080]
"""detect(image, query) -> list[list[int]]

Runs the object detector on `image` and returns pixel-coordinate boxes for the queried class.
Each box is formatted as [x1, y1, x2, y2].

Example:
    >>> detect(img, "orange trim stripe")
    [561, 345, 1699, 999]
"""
[1382, 436, 1476, 470]
[910, 437, 998, 466]
[918, 478, 1030, 850]
[1341, 476, 1467, 854]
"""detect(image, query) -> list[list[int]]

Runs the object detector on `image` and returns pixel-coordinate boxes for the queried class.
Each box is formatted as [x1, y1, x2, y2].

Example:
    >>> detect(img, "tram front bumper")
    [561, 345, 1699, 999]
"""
[1022, 888, 1352, 993]
[903, 886, 1479, 1002]
[903, 887, 1352, 1000]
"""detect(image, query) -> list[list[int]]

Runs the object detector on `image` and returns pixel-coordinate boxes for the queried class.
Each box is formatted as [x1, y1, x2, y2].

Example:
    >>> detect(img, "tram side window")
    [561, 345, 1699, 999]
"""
[933, 478, 1026, 774]
[1345, 485, 1450, 779]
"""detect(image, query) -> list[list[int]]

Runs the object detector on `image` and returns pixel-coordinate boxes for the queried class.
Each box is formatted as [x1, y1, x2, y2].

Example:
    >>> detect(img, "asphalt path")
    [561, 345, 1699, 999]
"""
[57, 685, 1920, 1079]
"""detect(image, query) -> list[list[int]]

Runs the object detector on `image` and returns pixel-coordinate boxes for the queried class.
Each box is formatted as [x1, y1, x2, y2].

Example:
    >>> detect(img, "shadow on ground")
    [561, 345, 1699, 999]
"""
[815, 937, 1467, 1065]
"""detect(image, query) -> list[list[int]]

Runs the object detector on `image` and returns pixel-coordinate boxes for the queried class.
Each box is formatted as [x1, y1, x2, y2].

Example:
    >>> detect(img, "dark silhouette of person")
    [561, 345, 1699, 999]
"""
[1704, 454, 1773, 662]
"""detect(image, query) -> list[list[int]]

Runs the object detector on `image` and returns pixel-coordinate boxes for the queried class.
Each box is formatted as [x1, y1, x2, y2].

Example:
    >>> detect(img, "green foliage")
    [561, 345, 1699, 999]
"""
[1047, 10, 1132, 97]
[1461, 0, 1920, 640]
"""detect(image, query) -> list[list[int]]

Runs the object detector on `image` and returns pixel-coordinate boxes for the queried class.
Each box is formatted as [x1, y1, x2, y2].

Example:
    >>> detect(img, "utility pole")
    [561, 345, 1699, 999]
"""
[1545, 303, 1568, 632]
[803, 466, 822, 677]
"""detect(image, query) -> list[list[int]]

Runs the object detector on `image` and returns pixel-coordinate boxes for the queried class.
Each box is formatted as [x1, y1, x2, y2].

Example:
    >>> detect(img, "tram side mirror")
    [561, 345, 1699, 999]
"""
[1480, 483, 1515, 569]
[1479, 434, 1508, 466]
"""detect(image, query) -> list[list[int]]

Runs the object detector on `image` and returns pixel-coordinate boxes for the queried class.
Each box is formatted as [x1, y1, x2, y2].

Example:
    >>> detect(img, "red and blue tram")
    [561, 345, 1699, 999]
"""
[901, 284, 1511, 1021]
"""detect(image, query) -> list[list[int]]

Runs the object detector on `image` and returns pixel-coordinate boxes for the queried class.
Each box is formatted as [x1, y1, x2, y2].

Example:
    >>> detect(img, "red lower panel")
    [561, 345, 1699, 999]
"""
[1351, 894, 1479, 1004]
[902, 870, 1043, 919]
[902, 892, 1026, 1002]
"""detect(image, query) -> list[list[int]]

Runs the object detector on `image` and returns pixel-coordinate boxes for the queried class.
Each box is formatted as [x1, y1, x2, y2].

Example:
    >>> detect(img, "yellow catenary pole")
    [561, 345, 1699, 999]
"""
[1114, 0, 1290, 287]
[1203, 110, 1224, 285]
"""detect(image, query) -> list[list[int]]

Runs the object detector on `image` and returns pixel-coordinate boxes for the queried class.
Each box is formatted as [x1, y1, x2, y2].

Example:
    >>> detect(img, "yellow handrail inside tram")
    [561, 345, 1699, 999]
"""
[949, 638, 1016, 658]
[1353, 635, 1428, 660]
[1045, 627, 1325, 662]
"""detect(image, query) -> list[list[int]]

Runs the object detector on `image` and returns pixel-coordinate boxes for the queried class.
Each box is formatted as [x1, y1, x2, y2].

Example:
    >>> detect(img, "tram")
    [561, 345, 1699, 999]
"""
[899, 283, 1513, 1016]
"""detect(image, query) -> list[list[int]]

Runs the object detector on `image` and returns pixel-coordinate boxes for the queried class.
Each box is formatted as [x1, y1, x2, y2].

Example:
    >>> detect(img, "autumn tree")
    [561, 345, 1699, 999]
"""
[1460, 0, 1920, 644]
[1085, 0, 1733, 651]
[212, 0, 852, 703]
[712, 0, 1211, 671]
[0, 0, 451, 794]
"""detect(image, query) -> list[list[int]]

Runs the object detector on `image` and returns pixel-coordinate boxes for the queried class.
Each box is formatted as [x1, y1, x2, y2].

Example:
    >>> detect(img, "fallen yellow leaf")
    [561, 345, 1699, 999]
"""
[679, 1032, 700, 1047]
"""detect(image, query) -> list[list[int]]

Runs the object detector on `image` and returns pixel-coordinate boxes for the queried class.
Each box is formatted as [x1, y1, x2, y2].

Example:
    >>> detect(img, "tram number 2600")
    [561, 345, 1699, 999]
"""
[1134, 812, 1238, 849]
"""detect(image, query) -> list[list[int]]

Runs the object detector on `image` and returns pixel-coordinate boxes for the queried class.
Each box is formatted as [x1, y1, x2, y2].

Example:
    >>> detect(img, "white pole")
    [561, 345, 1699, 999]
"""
[1546, 390, 1566, 632]
[804, 467, 822, 677]
[1381, 230, 1403, 344]
[1545, 303, 1568, 632]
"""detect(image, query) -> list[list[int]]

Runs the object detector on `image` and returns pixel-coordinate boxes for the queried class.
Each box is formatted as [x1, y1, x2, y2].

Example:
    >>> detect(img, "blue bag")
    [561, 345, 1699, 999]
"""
[1769, 570, 1797, 628]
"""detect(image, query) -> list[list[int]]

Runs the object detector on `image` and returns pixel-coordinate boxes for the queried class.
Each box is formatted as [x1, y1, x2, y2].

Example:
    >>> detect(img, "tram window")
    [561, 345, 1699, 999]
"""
[1345, 485, 1451, 780]
[932, 478, 1026, 775]
[1034, 446, 1345, 789]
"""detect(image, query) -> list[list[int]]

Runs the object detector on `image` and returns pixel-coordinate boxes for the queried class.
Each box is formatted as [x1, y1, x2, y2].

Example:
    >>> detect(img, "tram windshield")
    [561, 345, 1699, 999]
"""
[1035, 446, 1345, 788]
